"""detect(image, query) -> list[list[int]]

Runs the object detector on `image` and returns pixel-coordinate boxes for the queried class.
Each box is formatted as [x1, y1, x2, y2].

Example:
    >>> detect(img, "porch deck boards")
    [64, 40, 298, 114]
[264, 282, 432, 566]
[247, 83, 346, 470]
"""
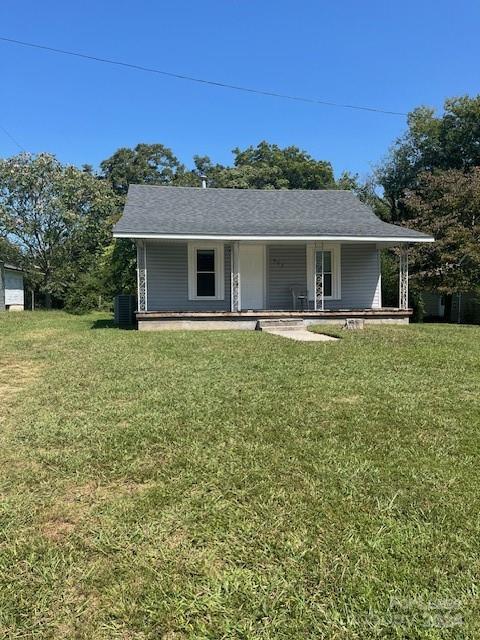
[136, 308, 412, 319]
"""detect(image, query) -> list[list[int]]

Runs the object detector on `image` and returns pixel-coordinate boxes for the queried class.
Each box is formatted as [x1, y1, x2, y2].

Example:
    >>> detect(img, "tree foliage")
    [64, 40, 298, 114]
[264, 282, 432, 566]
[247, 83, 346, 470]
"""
[403, 168, 480, 295]
[0, 236, 23, 265]
[378, 96, 480, 221]
[377, 95, 480, 312]
[0, 153, 120, 306]
[175, 141, 336, 190]
[227, 141, 336, 189]
[100, 143, 186, 195]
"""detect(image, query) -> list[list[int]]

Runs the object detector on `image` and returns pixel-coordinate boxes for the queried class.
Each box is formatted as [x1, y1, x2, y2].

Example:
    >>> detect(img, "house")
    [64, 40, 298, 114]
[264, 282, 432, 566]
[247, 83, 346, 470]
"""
[421, 290, 480, 324]
[0, 263, 25, 311]
[113, 186, 434, 330]
[421, 291, 446, 320]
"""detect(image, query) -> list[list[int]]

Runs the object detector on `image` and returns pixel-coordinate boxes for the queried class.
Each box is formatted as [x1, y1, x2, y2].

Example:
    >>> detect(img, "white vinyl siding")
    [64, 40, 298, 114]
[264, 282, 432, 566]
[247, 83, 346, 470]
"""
[144, 241, 381, 312]
[146, 242, 230, 311]
[4, 269, 24, 307]
[267, 245, 307, 310]
[325, 244, 381, 310]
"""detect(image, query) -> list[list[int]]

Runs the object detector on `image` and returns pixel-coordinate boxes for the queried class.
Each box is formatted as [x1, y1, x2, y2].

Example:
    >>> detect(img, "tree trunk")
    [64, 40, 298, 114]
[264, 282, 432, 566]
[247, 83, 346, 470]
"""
[45, 293, 52, 309]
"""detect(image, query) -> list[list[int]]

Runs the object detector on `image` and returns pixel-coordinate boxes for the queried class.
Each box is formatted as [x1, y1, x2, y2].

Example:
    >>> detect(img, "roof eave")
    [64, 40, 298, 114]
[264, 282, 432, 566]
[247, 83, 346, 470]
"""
[2, 263, 24, 272]
[113, 231, 434, 243]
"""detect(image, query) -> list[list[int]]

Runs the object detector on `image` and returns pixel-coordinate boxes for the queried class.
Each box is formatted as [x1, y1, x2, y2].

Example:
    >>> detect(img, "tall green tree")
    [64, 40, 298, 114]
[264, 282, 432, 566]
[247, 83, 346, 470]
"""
[229, 141, 336, 189]
[100, 143, 186, 195]
[0, 153, 119, 307]
[376, 95, 480, 318]
[403, 168, 480, 305]
[185, 141, 336, 190]
[378, 95, 480, 221]
[100, 143, 188, 295]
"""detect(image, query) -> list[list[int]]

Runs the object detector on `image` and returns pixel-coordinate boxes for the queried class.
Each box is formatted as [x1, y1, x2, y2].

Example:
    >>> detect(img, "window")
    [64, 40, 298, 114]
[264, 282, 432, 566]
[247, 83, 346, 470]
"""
[196, 249, 215, 297]
[316, 250, 332, 297]
[188, 243, 225, 300]
[306, 243, 341, 300]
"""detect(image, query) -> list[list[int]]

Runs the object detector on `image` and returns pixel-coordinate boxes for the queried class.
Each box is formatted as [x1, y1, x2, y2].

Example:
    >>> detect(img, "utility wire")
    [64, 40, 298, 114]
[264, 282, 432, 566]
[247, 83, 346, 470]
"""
[0, 35, 408, 117]
[0, 122, 26, 152]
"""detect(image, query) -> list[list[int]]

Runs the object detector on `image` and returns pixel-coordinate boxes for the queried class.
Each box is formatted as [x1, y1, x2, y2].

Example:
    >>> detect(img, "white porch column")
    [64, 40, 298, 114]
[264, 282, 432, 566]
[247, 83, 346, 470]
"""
[314, 242, 325, 311]
[231, 241, 240, 311]
[399, 244, 409, 310]
[136, 240, 148, 312]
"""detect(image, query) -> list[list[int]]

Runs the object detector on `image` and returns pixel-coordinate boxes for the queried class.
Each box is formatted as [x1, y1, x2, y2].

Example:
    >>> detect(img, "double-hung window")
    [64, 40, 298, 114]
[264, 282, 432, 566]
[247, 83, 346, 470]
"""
[188, 242, 225, 300]
[316, 250, 333, 297]
[307, 243, 341, 300]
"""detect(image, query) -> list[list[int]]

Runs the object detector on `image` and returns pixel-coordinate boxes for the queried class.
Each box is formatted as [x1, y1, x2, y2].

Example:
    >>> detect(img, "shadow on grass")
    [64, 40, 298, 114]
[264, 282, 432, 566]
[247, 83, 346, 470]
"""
[90, 319, 136, 331]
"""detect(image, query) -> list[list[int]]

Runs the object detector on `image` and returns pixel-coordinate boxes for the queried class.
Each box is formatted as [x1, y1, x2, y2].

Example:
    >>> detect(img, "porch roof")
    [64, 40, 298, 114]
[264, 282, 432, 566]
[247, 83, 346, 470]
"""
[113, 185, 434, 243]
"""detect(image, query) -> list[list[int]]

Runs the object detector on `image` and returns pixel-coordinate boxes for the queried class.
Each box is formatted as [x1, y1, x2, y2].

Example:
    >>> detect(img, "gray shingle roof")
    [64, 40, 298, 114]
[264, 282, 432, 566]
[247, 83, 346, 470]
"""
[113, 185, 433, 241]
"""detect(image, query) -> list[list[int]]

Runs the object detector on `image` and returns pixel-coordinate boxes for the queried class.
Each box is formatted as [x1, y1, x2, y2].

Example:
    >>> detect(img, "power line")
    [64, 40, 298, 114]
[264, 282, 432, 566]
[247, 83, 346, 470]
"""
[0, 122, 26, 152]
[0, 35, 408, 117]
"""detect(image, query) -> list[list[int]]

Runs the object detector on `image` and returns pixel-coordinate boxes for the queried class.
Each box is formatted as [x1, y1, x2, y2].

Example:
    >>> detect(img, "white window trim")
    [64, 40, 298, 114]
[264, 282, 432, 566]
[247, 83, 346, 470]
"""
[306, 242, 341, 301]
[188, 242, 225, 301]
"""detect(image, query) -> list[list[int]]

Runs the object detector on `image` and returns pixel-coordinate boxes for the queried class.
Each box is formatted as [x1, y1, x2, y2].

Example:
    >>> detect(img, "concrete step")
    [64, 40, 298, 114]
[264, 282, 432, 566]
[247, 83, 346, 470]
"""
[256, 318, 305, 331]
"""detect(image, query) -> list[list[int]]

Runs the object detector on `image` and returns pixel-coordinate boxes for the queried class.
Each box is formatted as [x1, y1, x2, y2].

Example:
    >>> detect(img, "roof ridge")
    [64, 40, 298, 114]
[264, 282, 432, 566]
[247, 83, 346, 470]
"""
[129, 184, 351, 194]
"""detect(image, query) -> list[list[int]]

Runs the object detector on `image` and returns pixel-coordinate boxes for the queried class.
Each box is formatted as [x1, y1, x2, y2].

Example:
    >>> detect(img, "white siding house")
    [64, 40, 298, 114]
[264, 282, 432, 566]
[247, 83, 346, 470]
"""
[113, 186, 434, 330]
[0, 264, 25, 311]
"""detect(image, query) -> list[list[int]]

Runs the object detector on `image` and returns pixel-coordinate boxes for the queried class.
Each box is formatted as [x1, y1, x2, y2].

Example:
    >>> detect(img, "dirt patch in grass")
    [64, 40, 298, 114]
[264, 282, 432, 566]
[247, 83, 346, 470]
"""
[0, 360, 42, 401]
[63, 480, 154, 505]
[40, 481, 154, 543]
[333, 395, 361, 404]
[41, 518, 76, 542]
[50, 480, 154, 523]
[23, 328, 64, 340]
[0, 361, 43, 429]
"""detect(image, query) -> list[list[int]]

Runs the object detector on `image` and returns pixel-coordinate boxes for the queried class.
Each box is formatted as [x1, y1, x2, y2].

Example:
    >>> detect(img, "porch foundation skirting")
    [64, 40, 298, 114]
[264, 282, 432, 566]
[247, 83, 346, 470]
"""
[135, 309, 411, 331]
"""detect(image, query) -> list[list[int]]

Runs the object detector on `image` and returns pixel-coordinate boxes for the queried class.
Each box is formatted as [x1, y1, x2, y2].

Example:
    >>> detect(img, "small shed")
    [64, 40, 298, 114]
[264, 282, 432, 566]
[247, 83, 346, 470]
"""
[0, 263, 25, 311]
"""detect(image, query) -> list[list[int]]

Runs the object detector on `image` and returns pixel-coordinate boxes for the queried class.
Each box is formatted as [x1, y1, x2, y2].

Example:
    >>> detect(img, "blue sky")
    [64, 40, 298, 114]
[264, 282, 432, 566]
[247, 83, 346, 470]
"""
[0, 0, 478, 178]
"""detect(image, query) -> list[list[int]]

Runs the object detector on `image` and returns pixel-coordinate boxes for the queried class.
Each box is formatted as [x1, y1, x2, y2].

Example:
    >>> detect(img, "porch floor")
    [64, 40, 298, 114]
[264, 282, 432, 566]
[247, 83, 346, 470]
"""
[136, 308, 411, 319]
[136, 308, 411, 330]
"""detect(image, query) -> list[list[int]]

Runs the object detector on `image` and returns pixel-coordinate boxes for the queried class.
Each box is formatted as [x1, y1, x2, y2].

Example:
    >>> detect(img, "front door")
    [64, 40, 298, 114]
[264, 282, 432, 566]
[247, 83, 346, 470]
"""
[239, 244, 265, 310]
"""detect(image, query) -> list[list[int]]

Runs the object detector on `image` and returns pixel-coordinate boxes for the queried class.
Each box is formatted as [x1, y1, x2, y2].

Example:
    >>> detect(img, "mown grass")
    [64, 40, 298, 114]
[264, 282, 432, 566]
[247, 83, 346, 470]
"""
[0, 311, 479, 639]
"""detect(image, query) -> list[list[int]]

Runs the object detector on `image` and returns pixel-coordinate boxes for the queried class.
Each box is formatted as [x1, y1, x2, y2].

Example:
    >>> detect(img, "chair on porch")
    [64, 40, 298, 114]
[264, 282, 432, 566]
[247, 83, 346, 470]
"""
[290, 287, 308, 311]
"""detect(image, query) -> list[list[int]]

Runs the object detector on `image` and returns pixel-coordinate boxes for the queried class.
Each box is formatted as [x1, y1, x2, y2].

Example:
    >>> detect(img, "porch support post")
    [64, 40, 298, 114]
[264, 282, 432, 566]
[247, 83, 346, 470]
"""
[231, 241, 240, 311]
[315, 242, 325, 311]
[399, 244, 409, 310]
[137, 240, 147, 312]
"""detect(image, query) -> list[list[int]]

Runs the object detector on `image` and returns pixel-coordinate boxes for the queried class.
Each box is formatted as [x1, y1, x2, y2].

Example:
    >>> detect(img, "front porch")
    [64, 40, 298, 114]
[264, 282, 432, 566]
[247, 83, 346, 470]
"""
[136, 239, 410, 318]
[136, 308, 411, 330]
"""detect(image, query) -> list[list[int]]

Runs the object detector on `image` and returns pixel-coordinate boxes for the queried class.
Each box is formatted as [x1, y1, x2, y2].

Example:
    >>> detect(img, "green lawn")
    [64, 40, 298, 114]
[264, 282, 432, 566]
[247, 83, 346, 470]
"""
[0, 312, 479, 639]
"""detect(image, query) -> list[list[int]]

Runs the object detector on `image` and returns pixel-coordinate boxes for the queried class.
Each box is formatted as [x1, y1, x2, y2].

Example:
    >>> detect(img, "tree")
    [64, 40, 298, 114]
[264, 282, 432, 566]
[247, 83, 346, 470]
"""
[403, 168, 480, 298]
[174, 141, 337, 190]
[98, 239, 137, 300]
[99, 143, 190, 293]
[0, 153, 119, 307]
[100, 143, 186, 195]
[0, 237, 23, 265]
[378, 95, 480, 221]
[229, 141, 336, 189]
[376, 95, 480, 318]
